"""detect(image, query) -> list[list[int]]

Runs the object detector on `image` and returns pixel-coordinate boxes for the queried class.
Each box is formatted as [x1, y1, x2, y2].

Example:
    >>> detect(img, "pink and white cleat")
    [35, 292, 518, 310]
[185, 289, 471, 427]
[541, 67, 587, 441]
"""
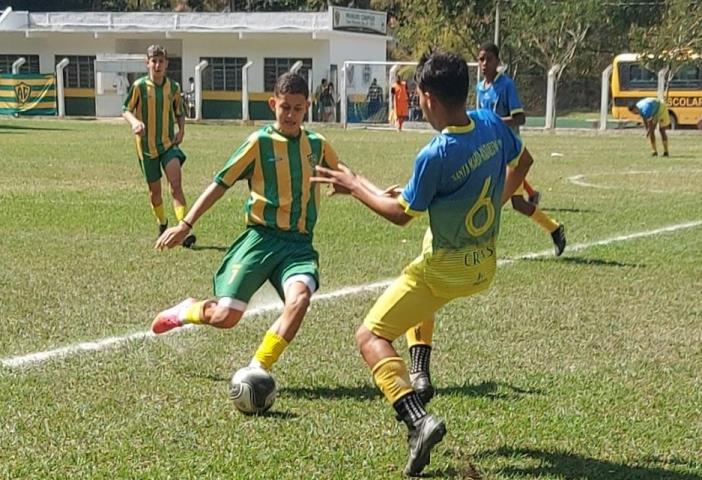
[151, 297, 196, 334]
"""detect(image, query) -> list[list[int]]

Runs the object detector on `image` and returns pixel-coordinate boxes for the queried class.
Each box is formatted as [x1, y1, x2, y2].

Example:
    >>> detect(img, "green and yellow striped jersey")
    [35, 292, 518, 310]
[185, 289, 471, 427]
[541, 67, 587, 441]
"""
[215, 125, 340, 235]
[123, 76, 183, 160]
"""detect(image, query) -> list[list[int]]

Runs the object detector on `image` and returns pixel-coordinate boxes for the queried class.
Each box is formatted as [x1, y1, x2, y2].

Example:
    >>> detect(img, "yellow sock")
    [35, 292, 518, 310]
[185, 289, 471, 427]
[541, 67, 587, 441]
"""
[174, 204, 187, 223]
[372, 356, 413, 405]
[152, 203, 166, 225]
[253, 331, 289, 371]
[406, 318, 434, 348]
[531, 208, 559, 234]
[182, 301, 206, 325]
[662, 139, 669, 154]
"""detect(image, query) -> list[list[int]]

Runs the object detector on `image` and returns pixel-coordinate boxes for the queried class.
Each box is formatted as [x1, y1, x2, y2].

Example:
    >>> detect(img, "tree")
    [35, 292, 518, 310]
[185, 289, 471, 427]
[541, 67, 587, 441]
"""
[630, 0, 702, 92]
[389, 0, 495, 60]
[506, 0, 602, 80]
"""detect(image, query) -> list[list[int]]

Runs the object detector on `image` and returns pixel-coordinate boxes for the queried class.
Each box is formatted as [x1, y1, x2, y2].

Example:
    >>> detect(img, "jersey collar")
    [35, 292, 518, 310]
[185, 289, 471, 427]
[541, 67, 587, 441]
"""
[442, 121, 474, 134]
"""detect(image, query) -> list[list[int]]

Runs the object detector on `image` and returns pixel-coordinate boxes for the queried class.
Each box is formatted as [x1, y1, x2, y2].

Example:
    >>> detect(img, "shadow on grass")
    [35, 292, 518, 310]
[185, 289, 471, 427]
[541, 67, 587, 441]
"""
[0, 124, 72, 132]
[437, 381, 542, 400]
[190, 244, 230, 253]
[541, 207, 598, 213]
[280, 380, 540, 402]
[255, 410, 299, 420]
[281, 384, 380, 400]
[474, 446, 702, 480]
[524, 256, 644, 268]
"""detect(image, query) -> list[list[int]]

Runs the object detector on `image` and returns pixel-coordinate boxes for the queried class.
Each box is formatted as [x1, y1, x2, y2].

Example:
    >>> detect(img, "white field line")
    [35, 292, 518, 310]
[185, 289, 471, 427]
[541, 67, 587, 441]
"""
[2, 220, 701, 370]
[567, 169, 702, 193]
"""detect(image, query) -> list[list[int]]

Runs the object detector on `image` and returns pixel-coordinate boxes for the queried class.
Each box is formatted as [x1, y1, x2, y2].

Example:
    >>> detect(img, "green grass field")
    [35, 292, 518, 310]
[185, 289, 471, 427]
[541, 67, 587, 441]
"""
[1, 118, 701, 479]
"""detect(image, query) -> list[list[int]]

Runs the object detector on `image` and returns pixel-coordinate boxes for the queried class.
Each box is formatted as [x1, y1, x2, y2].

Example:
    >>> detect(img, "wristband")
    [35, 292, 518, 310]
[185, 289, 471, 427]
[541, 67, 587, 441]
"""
[181, 220, 193, 230]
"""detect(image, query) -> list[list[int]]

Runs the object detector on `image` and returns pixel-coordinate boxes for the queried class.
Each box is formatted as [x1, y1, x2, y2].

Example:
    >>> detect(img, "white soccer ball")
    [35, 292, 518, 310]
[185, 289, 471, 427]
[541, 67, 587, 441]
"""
[230, 366, 277, 415]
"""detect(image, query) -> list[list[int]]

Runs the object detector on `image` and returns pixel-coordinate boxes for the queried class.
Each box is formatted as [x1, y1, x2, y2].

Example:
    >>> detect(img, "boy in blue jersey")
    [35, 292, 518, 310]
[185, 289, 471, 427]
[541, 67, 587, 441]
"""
[312, 49, 533, 477]
[628, 98, 670, 156]
[477, 42, 566, 257]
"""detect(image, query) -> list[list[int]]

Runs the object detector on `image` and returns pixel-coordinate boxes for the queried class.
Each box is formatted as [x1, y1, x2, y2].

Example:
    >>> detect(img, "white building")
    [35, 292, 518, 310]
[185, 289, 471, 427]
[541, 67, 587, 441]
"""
[0, 7, 388, 119]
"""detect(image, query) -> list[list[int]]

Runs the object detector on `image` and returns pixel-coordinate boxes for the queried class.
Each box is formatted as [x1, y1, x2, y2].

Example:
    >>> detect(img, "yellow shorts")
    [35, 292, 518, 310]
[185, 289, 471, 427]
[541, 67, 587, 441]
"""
[656, 106, 671, 128]
[363, 242, 496, 341]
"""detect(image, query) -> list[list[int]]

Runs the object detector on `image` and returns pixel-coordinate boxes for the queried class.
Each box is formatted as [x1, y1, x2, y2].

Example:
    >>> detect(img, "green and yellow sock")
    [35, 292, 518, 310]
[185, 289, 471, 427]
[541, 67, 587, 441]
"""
[253, 331, 289, 371]
[174, 204, 187, 223]
[531, 208, 559, 234]
[372, 356, 413, 405]
[152, 203, 167, 225]
[182, 300, 206, 325]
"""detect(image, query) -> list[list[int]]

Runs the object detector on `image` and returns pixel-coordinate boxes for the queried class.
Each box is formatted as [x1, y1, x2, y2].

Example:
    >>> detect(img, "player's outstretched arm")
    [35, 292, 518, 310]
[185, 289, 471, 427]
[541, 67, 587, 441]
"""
[155, 182, 227, 250]
[312, 164, 412, 226]
[502, 148, 533, 205]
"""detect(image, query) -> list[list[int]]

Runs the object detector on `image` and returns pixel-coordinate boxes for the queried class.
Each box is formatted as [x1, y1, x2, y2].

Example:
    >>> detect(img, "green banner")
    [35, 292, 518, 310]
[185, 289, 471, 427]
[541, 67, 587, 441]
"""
[0, 73, 57, 116]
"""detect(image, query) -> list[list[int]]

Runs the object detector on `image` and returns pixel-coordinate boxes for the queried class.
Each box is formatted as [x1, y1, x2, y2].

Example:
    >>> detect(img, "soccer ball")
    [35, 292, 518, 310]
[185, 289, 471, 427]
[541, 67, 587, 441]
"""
[230, 366, 277, 415]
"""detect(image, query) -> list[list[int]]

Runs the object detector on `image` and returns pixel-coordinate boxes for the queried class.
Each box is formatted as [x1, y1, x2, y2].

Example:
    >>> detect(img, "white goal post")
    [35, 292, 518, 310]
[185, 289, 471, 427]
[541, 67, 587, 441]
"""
[340, 60, 480, 128]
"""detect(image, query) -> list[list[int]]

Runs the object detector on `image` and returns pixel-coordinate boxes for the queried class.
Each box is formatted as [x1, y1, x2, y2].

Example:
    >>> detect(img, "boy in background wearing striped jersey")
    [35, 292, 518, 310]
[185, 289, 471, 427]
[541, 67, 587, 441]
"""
[152, 73, 339, 379]
[122, 44, 196, 247]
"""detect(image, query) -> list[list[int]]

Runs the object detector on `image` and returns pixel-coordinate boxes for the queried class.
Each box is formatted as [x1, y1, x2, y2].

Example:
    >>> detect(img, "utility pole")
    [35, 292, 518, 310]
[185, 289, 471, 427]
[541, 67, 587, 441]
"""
[494, 0, 500, 46]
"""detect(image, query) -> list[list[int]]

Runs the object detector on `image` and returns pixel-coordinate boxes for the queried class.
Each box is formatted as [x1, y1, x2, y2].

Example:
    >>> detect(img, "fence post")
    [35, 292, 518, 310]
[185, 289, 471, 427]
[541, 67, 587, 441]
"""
[599, 64, 612, 131]
[544, 64, 561, 130]
[241, 60, 253, 122]
[56, 57, 70, 118]
[194, 60, 208, 121]
[11, 57, 26, 74]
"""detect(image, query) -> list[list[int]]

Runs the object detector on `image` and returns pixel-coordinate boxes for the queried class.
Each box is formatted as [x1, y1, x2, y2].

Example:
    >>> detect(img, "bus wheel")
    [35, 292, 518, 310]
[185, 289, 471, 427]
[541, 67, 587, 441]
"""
[668, 111, 678, 130]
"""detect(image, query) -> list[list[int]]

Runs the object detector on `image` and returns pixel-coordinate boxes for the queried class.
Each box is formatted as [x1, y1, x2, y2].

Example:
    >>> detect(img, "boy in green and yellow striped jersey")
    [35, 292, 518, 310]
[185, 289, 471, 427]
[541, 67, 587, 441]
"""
[122, 44, 195, 247]
[152, 73, 339, 378]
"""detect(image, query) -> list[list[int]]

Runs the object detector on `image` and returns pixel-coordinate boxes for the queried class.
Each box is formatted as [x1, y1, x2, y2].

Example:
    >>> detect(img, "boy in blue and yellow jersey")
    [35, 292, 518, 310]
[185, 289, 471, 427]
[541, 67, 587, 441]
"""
[122, 44, 196, 247]
[629, 97, 670, 156]
[313, 49, 533, 477]
[403, 42, 569, 409]
[152, 73, 339, 380]
[477, 42, 565, 257]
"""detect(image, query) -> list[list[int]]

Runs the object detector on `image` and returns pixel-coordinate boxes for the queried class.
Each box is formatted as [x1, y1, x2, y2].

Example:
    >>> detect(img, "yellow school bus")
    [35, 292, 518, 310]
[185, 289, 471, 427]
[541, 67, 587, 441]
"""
[611, 53, 702, 128]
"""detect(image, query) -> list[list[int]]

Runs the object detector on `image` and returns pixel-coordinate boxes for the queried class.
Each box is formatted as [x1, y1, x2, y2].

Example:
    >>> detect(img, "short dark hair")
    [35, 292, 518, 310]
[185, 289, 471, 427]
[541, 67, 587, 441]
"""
[479, 42, 500, 60]
[628, 103, 638, 112]
[274, 72, 309, 98]
[414, 49, 469, 107]
[147, 44, 167, 59]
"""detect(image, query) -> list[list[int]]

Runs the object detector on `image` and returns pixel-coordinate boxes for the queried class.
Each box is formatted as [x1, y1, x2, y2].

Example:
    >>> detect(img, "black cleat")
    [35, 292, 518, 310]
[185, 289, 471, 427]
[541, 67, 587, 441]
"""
[551, 224, 566, 257]
[182, 234, 197, 249]
[410, 372, 435, 405]
[404, 414, 446, 477]
[158, 222, 168, 239]
[528, 191, 541, 206]
[663, 152, 669, 157]
[651, 151, 658, 157]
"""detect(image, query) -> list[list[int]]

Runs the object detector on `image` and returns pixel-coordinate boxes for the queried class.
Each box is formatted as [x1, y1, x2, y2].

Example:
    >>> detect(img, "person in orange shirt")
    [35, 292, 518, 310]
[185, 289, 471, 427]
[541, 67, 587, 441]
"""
[390, 75, 409, 131]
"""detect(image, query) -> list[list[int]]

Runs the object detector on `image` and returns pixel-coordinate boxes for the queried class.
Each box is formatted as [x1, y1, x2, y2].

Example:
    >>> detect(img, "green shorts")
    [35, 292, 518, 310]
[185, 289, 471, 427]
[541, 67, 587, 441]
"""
[138, 145, 186, 184]
[213, 225, 320, 304]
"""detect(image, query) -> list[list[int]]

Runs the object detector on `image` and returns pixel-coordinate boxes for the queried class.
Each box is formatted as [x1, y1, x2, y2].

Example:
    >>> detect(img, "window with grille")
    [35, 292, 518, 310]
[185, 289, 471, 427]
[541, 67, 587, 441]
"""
[200, 57, 247, 91]
[0, 55, 40, 74]
[55, 55, 96, 88]
[264, 58, 312, 91]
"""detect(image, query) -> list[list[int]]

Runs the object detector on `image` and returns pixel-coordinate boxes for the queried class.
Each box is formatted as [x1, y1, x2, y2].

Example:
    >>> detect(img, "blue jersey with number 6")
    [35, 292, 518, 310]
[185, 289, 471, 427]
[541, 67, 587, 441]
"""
[399, 108, 523, 251]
